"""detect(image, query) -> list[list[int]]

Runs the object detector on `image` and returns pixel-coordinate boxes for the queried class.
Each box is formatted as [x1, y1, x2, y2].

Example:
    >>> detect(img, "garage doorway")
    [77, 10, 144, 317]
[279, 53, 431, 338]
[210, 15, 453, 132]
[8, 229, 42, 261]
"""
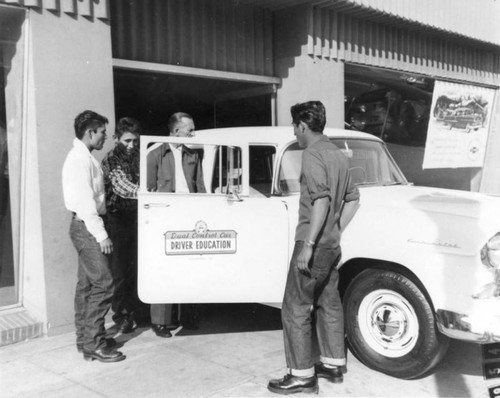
[113, 68, 277, 136]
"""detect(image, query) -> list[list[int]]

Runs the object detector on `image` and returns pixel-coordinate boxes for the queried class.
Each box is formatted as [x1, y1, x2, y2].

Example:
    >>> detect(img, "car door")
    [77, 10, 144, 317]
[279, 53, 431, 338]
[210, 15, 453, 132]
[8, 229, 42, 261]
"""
[138, 136, 289, 304]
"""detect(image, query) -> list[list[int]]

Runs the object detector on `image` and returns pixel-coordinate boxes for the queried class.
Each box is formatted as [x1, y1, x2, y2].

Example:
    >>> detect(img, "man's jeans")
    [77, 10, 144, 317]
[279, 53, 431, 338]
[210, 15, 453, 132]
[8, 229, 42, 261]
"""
[282, 241, 345, 375]
[70, 219, 114, 351]
[106, 212, 139, 321]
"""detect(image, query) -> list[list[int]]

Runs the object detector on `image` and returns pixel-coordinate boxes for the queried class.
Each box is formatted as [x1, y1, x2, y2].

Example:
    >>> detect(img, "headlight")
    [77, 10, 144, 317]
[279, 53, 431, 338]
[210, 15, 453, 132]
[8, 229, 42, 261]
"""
[481, 232, 500, 269]
[475, 233, 500, 299]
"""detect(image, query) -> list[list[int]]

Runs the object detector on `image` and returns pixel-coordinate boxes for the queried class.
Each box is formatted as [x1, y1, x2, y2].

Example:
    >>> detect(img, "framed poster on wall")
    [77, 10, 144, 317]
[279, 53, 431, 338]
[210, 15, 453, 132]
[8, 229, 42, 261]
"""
[423, 81, 496, 169]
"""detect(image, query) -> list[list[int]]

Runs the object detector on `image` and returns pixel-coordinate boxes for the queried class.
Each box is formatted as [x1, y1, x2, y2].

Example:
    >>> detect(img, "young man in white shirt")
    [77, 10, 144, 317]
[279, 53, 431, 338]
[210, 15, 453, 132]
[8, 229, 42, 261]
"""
[62, 110, 125, 362]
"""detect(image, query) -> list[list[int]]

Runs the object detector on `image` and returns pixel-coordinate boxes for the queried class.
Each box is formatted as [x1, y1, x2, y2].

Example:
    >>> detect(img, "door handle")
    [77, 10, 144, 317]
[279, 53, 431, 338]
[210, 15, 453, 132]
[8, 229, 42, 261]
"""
[143, 203, 171, 209]
[227, 189, 243, 202]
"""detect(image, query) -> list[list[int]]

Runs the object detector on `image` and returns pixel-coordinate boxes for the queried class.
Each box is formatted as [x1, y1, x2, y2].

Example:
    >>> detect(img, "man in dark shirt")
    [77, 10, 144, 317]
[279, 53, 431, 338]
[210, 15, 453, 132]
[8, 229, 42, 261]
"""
[268, 101, 360, 395]
[101, 117, 142, 334]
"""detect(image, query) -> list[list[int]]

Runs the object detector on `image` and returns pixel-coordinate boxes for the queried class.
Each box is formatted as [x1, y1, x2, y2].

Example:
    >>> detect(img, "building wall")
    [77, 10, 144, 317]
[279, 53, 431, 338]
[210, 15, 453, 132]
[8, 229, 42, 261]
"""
[274, 5, 345, 127]
[480, 96, 500, 194]
[27, 9, 115, 334]
[306, 6, 499, 86]
[331, 0, 500, 46]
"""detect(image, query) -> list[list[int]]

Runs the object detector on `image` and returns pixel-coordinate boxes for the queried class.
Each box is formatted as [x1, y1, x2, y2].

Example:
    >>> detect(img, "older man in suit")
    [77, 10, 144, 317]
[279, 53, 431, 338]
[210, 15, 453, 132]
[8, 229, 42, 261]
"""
[146, 112, 206, 337]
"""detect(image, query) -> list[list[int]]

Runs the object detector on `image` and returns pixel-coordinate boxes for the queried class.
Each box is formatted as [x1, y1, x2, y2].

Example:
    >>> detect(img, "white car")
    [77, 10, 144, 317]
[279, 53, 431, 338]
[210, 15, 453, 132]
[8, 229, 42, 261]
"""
[138, 126, 500, 379]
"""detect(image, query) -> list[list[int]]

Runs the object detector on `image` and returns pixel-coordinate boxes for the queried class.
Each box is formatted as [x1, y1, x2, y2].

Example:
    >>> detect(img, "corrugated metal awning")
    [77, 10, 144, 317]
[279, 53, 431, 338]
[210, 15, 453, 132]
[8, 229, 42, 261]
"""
[238, 0, 500, 47]
[0, 0, 109, 20]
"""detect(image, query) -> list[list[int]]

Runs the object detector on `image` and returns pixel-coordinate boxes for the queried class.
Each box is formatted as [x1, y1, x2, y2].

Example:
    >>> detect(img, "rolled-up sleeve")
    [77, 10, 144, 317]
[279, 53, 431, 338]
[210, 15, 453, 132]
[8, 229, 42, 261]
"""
[302, 151, 332, 203]
[344, 172, 360, 203]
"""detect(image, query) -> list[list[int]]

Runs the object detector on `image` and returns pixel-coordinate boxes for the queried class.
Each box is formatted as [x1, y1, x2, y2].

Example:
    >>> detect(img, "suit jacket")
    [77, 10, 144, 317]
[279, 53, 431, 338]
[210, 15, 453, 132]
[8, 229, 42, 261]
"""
[146, 143, 206, 193]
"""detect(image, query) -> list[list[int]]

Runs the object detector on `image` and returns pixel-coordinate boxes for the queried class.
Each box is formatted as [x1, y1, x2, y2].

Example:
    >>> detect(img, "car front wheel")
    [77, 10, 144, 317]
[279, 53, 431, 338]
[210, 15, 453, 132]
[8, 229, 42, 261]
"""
[344, 269, 449, 379]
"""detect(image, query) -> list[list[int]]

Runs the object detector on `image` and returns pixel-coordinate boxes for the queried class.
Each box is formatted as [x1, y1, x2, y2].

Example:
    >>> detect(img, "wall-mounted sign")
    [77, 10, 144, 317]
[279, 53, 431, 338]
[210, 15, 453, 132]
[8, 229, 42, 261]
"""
[423, 81, 496, 169]
[164, 220, 237, 255]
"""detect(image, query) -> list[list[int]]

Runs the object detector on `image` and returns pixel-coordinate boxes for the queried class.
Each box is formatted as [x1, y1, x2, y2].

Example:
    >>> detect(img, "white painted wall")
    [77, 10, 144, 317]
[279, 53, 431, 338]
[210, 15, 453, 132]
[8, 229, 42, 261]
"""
[26, 9, 115, 334]
[274, 5, 345, 128]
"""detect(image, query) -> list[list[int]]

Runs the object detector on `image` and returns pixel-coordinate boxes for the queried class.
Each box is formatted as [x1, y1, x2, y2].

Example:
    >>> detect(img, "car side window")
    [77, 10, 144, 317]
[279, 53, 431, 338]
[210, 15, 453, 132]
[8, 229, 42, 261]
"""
[211, 145, 242, 194]
[278, 143, 302, 194]
[249, 145, 276, 196]
[278, 139, 406, 193]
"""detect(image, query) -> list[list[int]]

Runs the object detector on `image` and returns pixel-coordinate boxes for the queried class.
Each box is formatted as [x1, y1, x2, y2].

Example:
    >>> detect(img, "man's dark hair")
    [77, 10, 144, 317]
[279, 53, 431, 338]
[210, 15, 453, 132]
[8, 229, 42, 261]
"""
[115, 117, 142, 138]
[168, 112, 193, 134]
[290, 101, 326, 133]
[74, 110, 108, 139]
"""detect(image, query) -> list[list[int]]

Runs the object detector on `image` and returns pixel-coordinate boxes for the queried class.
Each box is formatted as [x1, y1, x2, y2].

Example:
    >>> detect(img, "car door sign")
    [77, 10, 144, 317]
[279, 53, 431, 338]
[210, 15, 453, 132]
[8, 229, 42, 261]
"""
[164, 220, 237, 255]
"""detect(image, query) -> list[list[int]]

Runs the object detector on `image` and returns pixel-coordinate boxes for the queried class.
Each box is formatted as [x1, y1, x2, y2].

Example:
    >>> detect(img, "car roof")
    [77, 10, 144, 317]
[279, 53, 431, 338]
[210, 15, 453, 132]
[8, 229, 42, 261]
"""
[194, 126, 381, 146]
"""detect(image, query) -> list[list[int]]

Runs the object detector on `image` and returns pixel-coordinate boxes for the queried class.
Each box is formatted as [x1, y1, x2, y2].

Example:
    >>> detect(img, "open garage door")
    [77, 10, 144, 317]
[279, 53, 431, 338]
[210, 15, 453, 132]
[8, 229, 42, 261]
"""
[113, 60, 280, 135]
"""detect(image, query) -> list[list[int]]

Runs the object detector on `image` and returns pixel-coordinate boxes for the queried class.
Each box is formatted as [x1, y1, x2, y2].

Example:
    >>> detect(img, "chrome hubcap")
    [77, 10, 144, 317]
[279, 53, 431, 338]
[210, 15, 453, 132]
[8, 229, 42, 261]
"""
[358, 289, 419, 358]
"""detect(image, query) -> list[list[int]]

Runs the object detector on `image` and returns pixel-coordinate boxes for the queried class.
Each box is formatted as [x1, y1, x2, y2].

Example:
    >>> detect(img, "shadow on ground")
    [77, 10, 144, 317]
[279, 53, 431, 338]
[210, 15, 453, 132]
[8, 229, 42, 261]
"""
[176, 303, 283, 336]
[430, 340, 484, 397]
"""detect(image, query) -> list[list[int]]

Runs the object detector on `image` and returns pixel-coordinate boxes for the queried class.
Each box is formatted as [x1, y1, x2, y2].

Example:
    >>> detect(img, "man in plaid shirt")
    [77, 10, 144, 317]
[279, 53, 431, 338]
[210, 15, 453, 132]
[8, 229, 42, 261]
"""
[101, 117, 141, 334]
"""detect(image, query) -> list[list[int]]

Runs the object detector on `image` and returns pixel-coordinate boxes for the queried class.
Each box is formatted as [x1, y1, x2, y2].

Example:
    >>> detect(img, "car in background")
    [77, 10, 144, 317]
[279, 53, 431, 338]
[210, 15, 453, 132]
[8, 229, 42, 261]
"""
[346, 88, 430, 146]
[138, 126, 500, 380]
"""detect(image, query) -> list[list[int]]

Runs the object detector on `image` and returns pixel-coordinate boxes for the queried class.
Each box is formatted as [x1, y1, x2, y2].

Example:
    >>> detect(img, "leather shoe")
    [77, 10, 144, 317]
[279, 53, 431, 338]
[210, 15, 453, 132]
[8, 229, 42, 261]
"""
[314, 363, 343, 383]
[77, 337, 116, 353]
[83, 346, 126, 362]
[152, 324, 172, 338]
[267, 374, 318, 395]
[115, 317, 135, 334]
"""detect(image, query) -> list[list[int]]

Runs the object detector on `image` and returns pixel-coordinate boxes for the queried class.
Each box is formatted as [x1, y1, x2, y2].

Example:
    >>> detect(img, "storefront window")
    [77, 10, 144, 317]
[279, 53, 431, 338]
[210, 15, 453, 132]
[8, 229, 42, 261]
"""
[0, 6, 25, 307]
[345, 64, 480, 191]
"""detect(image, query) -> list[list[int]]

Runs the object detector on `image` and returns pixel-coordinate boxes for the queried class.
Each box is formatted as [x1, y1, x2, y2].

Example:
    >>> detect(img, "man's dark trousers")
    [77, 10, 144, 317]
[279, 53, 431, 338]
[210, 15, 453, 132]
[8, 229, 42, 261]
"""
[70, 219, 114, 351]
[106, 212, 139, 322]
[282, 241, 345, 372]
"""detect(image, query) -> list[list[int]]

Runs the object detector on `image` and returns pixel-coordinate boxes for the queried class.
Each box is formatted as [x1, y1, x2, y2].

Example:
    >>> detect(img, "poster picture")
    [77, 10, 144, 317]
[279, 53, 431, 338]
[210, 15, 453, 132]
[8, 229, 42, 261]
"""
[423, 81, 496, 169]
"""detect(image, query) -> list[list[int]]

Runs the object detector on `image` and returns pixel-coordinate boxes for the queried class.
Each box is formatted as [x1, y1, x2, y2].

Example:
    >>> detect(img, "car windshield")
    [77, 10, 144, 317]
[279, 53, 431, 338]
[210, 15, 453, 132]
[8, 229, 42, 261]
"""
[277, 138, 407, 194]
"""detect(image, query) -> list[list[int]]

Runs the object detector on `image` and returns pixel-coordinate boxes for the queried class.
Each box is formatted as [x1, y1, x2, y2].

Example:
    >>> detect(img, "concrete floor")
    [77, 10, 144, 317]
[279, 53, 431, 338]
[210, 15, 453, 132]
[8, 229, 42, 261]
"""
[0, 304, 495, 397]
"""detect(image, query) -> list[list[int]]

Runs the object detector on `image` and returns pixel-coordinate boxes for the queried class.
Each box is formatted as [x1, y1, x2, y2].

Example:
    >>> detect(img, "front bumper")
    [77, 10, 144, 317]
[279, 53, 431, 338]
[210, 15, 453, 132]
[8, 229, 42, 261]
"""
[437, 309, 500, 343]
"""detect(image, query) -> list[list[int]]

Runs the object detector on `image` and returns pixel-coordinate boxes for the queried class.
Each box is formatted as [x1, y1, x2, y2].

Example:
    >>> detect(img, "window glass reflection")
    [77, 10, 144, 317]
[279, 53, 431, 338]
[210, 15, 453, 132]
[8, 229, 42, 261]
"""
[345, 64, 478, 191]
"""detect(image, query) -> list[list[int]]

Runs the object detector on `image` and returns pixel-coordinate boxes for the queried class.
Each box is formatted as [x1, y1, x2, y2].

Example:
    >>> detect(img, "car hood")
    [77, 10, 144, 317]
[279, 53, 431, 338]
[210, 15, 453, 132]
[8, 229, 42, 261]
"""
[363, 185, 498, 217]
[357, 185, 500, 253]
